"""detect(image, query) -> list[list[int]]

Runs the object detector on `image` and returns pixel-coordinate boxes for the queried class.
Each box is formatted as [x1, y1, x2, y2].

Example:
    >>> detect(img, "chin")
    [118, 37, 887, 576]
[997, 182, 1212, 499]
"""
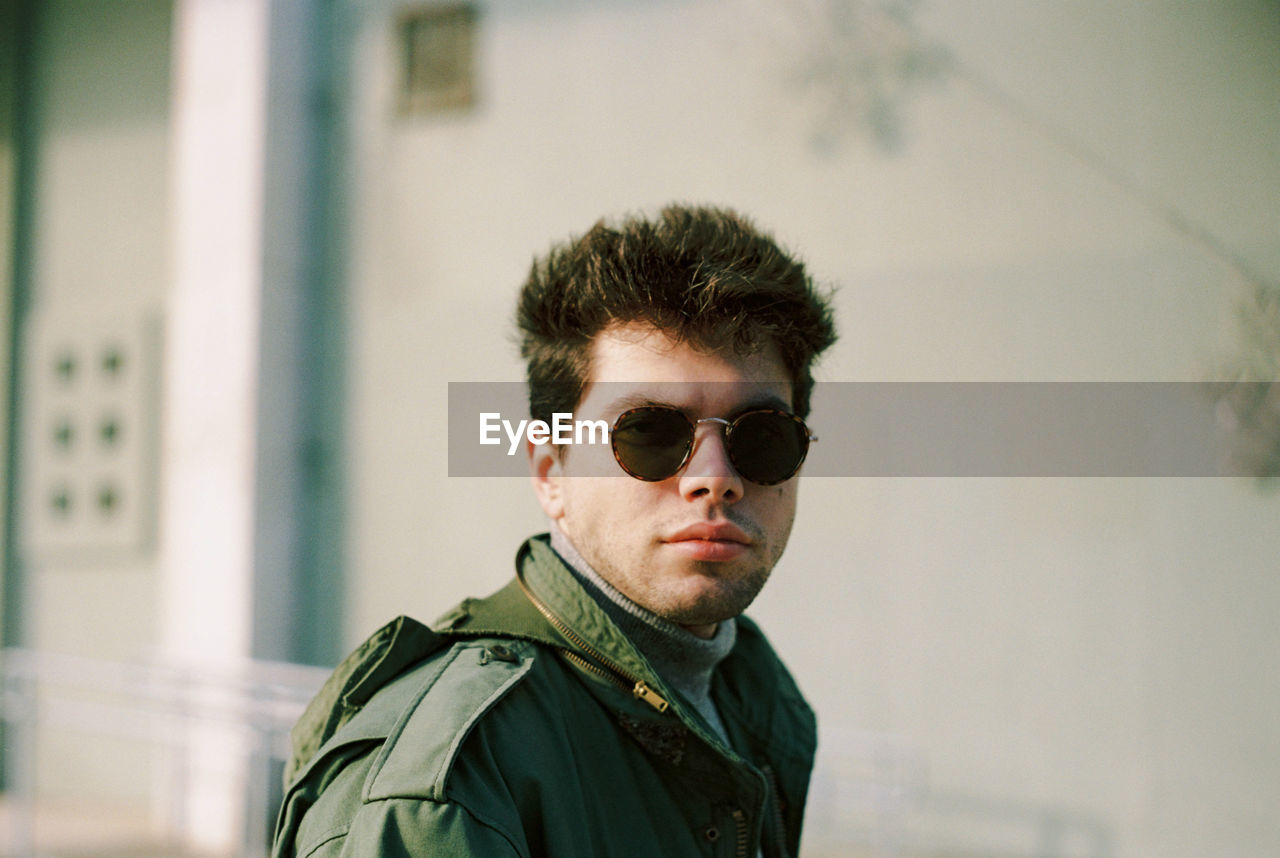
[663, 580, 762, 626]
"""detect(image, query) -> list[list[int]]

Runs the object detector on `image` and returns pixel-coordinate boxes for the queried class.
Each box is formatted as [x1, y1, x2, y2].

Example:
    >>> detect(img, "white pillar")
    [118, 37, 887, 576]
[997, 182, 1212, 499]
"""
[160, 0, 270, 850]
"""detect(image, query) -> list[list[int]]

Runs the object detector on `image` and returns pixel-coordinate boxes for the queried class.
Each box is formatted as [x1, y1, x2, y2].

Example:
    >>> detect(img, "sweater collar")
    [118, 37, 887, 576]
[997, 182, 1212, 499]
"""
[548, 524, 737, 712]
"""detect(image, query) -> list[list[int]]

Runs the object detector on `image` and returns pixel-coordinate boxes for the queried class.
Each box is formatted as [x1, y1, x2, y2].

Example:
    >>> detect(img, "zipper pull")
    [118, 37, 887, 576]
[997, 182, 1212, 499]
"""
[632, 681, 669, 713]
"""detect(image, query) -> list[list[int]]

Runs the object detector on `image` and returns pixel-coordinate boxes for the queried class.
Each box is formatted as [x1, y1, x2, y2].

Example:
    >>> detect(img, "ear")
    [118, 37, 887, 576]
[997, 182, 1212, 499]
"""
[528, 438, 566, 521]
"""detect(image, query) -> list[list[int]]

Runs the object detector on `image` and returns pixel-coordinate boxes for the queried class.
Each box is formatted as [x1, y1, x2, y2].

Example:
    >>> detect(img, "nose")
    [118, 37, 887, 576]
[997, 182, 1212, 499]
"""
[677, 419, 744, 503]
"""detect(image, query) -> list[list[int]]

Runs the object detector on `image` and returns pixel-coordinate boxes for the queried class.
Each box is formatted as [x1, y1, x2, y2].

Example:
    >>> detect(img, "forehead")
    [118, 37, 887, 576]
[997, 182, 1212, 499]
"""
[579, 323, 792, 415]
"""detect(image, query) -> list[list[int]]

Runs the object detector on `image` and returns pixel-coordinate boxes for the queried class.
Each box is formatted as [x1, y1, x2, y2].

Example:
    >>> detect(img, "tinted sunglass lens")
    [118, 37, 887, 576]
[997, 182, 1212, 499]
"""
[729, 411, 809, 484]
[612, 408, 692, 480]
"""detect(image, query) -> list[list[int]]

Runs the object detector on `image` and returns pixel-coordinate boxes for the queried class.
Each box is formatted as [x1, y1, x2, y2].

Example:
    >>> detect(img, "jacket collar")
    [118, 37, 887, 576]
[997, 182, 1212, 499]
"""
[446, 534, 815, 764]
[442, 534, 658, 686]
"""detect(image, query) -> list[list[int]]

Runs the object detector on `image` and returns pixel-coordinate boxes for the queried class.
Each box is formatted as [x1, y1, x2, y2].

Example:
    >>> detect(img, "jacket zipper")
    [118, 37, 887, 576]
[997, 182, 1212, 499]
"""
[731, 768, 787, 858]
[761, 765, 790, 858]
[516, 571, 670, 713]
[731, 807, 749, 858]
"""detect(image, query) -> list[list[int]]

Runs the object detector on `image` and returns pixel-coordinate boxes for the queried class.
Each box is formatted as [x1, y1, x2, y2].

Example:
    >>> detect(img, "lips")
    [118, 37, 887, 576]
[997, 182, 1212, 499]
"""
[665, 522, 751, 544]
[662, 522, 751, 561]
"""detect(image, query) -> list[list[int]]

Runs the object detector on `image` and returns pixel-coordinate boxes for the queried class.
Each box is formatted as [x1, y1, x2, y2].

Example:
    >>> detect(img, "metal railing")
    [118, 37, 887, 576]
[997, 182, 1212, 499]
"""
[0, 647, 330, 857]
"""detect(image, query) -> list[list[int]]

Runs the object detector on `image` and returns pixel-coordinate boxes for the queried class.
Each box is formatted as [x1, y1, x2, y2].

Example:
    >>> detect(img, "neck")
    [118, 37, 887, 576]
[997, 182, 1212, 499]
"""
[683, 620, 718, 640]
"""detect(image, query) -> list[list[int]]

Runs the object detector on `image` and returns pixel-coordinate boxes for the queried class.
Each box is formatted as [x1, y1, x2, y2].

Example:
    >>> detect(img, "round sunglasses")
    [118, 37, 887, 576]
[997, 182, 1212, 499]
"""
[610, 405, 817, 485]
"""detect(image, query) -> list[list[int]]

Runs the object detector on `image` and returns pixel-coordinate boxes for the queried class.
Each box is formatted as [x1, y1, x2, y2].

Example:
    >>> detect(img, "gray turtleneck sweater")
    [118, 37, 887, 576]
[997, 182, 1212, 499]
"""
[549, 525, 736, 745]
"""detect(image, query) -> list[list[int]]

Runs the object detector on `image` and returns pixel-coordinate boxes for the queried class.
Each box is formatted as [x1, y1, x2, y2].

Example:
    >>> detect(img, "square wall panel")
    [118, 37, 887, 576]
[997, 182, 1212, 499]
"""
[21, 310, 162, 558]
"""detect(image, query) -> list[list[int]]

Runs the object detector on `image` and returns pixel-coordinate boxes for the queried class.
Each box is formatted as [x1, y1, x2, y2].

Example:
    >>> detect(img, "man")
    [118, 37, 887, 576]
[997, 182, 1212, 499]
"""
[273, 205, 837, 857]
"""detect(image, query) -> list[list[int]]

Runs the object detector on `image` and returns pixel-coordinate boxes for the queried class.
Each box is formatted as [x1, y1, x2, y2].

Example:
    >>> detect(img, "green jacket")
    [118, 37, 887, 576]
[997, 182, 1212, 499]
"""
[273, 535, 817, 858]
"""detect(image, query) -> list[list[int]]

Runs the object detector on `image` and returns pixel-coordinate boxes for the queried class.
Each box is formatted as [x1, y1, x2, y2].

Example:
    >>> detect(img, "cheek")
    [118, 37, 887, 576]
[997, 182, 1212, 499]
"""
[769, 482, 798, 511]
[559, 477, 627, 536]
[761, 484, 799, 535]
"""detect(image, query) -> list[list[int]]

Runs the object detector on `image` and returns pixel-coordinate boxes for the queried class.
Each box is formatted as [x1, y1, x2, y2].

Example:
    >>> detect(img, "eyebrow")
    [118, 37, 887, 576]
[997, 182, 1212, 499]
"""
[603, 390, 793, 417]
[607, 393, 670, 413]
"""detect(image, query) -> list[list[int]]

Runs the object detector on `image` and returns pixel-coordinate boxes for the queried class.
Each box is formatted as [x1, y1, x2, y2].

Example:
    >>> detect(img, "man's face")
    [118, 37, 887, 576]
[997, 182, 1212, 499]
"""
[530, 322, 801, 636]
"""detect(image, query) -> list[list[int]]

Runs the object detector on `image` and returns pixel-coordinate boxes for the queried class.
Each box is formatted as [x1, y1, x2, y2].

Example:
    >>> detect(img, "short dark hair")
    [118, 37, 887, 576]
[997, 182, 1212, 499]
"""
[516, 204, 837, 422]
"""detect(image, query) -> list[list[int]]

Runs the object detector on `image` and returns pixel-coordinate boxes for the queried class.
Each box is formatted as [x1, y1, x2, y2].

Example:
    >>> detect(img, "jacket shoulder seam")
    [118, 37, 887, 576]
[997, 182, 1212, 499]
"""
[362, 639, 536, 803]
[356, 795, 531, 858]
[297, 823, 350, 858]
[286, 615, 446, 785]
[448, 795, 530, 858]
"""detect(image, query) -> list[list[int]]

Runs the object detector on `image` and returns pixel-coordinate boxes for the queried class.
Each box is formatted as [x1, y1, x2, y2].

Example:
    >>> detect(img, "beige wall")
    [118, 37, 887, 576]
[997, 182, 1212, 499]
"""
[336, 1, 1279, 856]
[17, 0, 171, 659]
[9, 0, 1277, 854]
[0, 1, 174, 842]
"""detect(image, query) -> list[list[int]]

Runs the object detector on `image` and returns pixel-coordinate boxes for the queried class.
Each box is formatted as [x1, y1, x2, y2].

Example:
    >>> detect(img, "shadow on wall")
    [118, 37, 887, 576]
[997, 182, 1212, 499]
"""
[1216, 283, 1280, 485]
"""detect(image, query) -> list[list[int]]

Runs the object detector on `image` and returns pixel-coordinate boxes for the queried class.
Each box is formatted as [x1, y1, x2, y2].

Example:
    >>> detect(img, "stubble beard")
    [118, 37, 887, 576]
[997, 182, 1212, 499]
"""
[583, 535, 781, 628]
